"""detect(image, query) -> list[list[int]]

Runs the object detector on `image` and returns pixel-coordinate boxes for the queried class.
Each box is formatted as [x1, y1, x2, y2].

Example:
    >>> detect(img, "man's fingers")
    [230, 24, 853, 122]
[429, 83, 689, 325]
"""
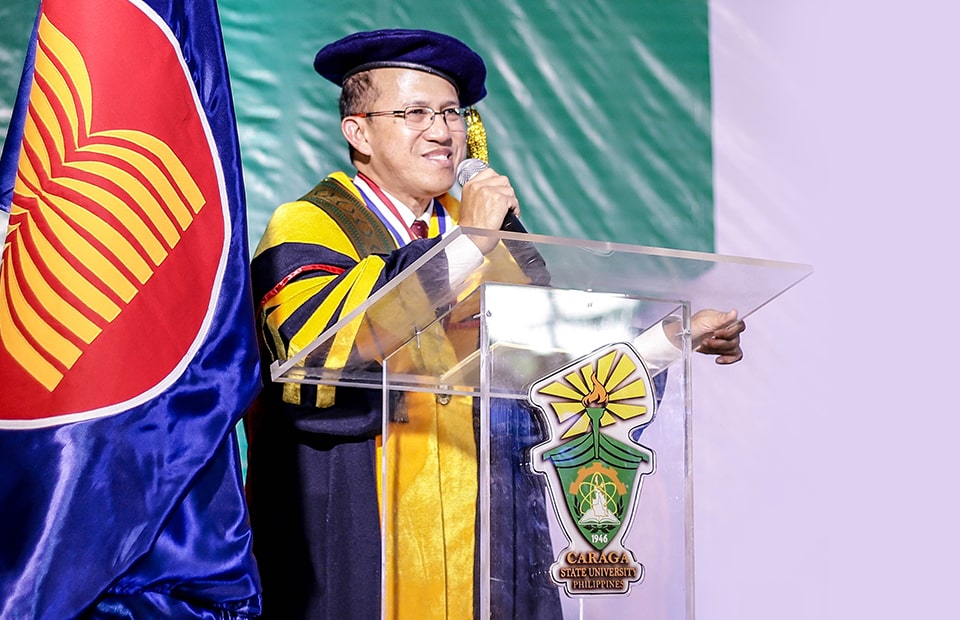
[697, 337, 740, 353]
[713, 320, 746, 339]
[714, 350, 744, 365]
[697, 338, 743, 363]
[691, 311, 745, 365]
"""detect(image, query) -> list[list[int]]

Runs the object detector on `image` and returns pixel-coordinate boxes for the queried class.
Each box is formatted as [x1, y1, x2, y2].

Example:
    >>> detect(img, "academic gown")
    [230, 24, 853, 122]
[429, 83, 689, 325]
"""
[245, 173, 560, 619]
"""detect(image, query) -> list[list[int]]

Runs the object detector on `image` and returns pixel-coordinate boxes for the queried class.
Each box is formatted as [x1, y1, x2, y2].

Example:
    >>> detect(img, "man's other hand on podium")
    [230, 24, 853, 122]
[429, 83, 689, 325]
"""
[660, 309, 746, 365]
[691, 309, 746, 364]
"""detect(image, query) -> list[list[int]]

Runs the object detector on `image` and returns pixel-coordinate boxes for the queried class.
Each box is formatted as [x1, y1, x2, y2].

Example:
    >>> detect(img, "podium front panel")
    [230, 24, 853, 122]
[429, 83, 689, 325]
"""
[382, 284, 694, 619]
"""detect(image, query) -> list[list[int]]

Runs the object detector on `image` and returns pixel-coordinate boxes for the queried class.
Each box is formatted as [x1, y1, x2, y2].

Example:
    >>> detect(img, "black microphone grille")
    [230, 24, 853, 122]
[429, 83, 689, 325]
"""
[456, 158, 489, 187]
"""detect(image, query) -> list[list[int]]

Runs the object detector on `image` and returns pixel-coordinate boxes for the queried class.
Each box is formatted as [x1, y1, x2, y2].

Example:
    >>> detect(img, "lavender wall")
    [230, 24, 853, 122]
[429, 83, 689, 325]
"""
[703, 1, 960, 618]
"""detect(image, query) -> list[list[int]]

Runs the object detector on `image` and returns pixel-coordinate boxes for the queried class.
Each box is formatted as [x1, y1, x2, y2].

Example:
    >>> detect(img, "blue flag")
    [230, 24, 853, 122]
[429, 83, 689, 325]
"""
[0, 0, 262, 617]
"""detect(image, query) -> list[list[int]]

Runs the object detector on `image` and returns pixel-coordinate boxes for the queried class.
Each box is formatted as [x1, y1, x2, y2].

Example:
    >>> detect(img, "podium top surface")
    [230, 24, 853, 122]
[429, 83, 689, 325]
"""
[270, 227, 811, 385]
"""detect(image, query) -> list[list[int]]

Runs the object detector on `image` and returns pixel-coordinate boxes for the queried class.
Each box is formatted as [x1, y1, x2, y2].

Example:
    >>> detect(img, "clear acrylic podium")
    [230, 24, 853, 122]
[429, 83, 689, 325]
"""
[269, 228, 812, 619]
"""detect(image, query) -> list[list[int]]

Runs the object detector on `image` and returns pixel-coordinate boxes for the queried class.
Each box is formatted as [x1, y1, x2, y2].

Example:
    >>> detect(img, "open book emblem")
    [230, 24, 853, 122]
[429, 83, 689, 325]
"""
[529, 342, 657, 596]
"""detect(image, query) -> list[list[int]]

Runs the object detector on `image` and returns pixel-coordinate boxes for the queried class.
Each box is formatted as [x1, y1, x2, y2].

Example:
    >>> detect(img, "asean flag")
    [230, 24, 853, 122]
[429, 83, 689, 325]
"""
[0, 0, 261, 617]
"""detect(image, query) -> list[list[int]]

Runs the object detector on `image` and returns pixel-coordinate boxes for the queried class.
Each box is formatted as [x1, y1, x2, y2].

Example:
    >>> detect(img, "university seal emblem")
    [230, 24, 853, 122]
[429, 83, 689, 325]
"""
[529, 342, 657, 596]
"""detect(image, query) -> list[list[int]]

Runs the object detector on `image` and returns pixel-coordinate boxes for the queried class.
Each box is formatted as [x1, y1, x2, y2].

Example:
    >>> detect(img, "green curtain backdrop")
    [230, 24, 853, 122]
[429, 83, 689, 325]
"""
[2, 0, 713, 252]
[217, 0, 714, 253]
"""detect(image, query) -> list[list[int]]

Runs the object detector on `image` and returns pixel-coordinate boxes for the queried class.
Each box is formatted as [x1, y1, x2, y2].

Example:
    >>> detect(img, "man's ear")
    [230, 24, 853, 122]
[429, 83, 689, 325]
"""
[342, 117, 372, 157]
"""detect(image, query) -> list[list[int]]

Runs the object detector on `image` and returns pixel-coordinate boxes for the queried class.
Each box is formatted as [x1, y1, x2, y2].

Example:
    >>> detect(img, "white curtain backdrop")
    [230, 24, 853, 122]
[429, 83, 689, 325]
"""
[704, 1, 959, 618]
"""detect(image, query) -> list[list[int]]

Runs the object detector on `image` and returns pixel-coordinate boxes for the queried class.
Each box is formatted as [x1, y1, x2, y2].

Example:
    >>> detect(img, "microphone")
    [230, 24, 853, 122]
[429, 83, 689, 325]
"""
[456, 158, 527, 233]
[455, 158, 550, 285]
[455, 157, 489, 187]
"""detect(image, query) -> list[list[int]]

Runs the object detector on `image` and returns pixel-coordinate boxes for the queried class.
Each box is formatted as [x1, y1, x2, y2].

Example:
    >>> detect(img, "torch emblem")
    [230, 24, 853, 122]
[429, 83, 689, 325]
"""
[529, 342, 657, 596]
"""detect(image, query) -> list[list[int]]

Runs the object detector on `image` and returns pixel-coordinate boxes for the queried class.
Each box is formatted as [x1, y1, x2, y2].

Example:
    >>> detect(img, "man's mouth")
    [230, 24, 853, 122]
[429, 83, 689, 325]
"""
[423, 150, 454, 167]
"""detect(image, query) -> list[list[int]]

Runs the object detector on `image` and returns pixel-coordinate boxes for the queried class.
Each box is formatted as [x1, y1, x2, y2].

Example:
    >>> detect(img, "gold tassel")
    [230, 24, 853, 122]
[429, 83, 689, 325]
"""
[464, 106, 488, 164]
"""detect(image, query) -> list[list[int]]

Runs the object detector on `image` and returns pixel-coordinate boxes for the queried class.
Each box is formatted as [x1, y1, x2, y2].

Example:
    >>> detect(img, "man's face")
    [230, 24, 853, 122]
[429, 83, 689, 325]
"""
[353, 68, 466, 208]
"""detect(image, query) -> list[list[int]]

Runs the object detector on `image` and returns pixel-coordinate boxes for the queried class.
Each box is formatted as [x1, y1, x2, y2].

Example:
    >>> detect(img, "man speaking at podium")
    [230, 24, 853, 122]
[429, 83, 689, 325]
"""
[244, 28, 745, 620]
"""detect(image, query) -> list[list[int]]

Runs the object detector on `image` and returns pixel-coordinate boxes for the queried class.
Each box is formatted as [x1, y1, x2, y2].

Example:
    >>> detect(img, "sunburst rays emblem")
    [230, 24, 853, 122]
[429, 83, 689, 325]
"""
[528, 342, 657, 596]
[536, 346, 652, 439]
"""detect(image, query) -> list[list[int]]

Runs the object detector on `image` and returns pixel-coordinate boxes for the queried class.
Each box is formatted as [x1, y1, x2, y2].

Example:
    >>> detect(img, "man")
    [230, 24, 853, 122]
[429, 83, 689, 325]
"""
[245, 28, 745, 620]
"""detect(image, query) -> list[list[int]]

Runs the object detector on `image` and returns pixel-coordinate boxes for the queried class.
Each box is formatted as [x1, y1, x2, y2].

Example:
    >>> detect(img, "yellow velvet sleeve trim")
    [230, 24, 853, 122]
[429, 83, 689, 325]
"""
[285, 260, 375, 356]
[269, 257, 384, 409]
[262, 276, 336, 332]
[315, 258, 386, 408]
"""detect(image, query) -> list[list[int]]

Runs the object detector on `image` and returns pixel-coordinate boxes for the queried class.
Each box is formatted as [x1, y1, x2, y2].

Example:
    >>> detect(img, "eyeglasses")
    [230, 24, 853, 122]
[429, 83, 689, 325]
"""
[355, 106, 467, 132]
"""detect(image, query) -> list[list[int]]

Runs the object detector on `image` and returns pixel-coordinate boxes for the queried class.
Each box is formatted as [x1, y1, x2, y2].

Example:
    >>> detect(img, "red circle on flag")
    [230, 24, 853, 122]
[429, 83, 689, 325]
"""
[0, 0, 227, 426]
